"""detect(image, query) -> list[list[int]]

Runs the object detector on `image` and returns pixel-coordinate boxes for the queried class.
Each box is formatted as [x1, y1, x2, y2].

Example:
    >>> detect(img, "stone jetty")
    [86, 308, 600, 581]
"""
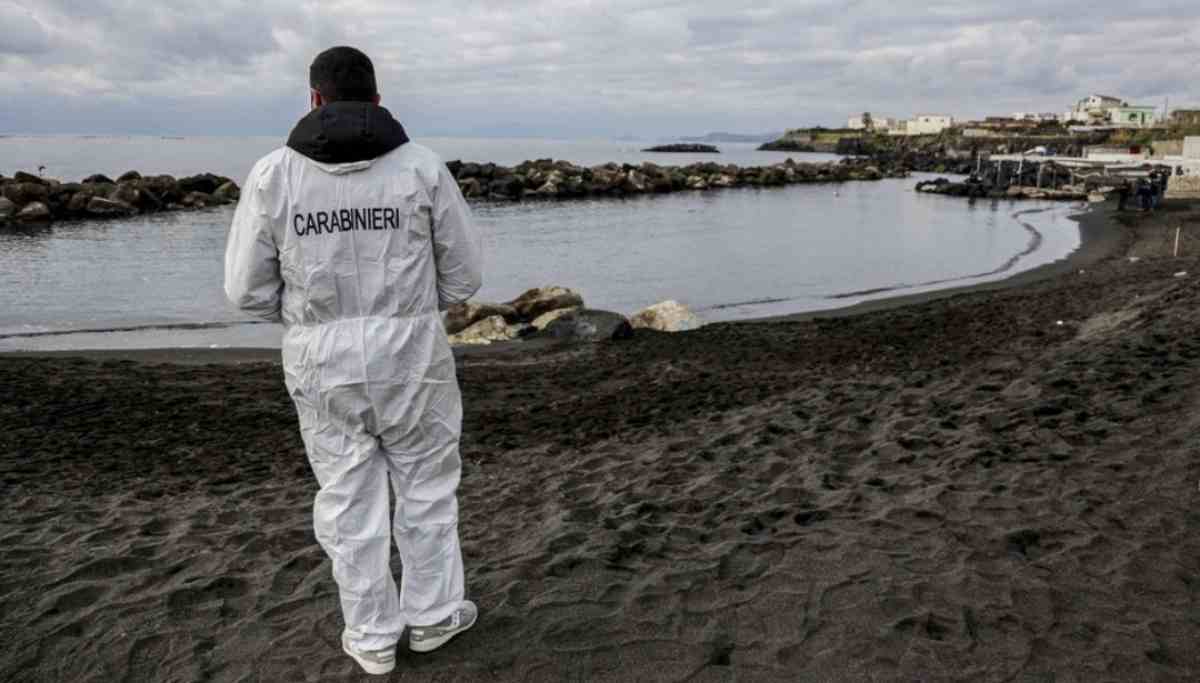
[445, 157, 902, 201]
[0, 170, 240, 225]
[2, 156, 911, 227]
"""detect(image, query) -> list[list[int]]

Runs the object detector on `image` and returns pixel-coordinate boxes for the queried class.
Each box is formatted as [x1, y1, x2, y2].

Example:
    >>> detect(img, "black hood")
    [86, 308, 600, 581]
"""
[286, 102, 410, 164]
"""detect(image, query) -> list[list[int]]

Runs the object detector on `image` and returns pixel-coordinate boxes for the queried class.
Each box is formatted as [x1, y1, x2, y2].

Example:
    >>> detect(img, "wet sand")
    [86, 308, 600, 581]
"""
[2, 202, 1199, 681]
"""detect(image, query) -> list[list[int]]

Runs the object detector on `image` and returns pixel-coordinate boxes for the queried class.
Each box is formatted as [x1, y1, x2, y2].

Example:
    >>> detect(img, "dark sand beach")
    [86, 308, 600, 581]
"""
[2, 201, 1199, 681]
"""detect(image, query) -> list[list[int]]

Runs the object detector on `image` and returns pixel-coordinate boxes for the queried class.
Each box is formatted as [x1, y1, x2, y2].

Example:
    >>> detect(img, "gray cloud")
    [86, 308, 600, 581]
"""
[1, 0, 1197, 137]
[0, 1, 50, 55]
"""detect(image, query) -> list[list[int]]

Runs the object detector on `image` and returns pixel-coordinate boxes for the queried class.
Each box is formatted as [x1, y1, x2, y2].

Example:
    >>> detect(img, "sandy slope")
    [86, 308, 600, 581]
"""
[1, 203, 1199, 682]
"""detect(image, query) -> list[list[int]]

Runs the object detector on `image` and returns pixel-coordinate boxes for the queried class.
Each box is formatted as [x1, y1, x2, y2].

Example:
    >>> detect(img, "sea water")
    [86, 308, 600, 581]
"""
[0, 136, 1081, 350]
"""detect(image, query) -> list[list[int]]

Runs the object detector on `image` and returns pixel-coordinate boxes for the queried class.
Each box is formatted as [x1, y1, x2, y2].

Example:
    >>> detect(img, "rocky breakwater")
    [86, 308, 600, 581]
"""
[445, 157, 903, 202]
[445, 287, 704, 346]
[0, 170, 240, 226]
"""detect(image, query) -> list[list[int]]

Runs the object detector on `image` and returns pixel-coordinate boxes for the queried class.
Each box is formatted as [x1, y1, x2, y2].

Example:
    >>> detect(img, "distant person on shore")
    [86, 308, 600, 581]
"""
[1136, 178, 1152, 211]
[1151, 172, 1165, 209]
[224, 46, 483, 676]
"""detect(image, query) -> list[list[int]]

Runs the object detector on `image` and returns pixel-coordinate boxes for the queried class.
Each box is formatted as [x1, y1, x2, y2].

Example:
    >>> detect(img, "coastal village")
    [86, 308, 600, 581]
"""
[845, 93, 1164, 136]
[758, 93, 1200, 201]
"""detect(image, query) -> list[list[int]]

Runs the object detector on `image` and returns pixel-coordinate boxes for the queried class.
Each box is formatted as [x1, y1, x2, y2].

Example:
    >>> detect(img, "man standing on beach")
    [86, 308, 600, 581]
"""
[224, 46, 483, 675]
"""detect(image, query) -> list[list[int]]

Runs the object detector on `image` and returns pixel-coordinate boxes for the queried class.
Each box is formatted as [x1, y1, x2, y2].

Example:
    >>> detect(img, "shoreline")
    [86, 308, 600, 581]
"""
[1, 200, 1127, 364]
[759, 199, 1125, 322]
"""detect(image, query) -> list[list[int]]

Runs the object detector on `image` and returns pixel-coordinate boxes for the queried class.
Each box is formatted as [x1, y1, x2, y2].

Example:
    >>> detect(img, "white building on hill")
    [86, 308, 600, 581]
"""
[905, 114, 954, 135]
[846, 113, 896, 131]
[1063, 94, 1158, 128]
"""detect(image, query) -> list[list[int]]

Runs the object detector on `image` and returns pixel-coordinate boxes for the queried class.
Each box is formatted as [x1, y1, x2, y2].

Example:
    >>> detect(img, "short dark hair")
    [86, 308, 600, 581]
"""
[309, 46, 378, 102]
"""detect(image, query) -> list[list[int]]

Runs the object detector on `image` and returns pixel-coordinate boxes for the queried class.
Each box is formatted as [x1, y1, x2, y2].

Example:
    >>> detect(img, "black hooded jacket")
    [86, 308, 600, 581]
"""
[286, 102, 410, 164]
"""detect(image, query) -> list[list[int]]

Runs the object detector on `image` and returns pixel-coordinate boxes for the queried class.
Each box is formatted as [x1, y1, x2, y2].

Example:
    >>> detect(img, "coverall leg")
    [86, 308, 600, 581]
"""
[297, 397, 405, 652]
[380, 375, 466, 628]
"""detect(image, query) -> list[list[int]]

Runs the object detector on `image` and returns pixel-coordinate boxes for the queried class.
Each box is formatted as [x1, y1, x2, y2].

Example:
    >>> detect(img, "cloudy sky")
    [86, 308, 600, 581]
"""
[1, 1, 1197, 139]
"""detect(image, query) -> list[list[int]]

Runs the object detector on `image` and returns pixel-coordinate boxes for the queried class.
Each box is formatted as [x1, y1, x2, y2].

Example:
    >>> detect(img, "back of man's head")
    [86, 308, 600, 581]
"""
[310, 46, 378, 103]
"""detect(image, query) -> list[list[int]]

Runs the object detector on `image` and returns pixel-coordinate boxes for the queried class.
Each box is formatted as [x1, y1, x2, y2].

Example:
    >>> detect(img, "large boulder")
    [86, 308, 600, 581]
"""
[81, 174, 116, 185]
[540, 309, 633, 343]
[16, 201, 51, 222]
[181, 191, 213, 208]
[447, 315, 521, 346]
[506, 286, 584, 322]
[630, 300, 703, 332]
[109, 183, 142, 207]
[143, 175, 182, 203]
[621, 170, 648, 193]
[212, 181, 240, 203]
[67, 192, 92, 213]
[443, 301, 519, 335]
[178, 173, 227, 195]
[86, 197, 136, 217]
[457, 177, 484, 198]
[117, 170, 142, 183]
[13, 171, 47, 185]
[530, 306, 579, 330]
[489, 175, 525, 199]
[0, 196, 14, 223]
[3, 182, 50, 206]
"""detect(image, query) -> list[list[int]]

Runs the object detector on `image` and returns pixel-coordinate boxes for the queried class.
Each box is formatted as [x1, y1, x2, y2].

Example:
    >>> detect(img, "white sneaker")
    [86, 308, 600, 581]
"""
[341, 632, 396, 675]
[408, 601, 478, 653]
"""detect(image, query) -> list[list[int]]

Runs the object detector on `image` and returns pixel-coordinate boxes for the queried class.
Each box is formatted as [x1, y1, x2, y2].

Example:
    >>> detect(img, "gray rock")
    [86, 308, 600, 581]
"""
[109, 183, 141, 207]
[82, 174, 116, 185]
[447, 315, 521, 346]
[0, 196, 14, 222]
[489, 175, 525, 199]
[530, 306, 579, 330]
[117, 170, 142, 182]
[181, 192, 213, 208]
[629, 300, 703, 332]
[457, 177, 483, 198]
[67, 192, 92, 213]
[540, 309, 633, 343]
[212, 181, 240, 203]
[178, 173, 226, 195]
[506, 286, 584, 322]
[3, 182, 50, 206]
[16, 201, 51, 222]
[86, 197, 136, 216]
[12, 171, 47, 185]
[444, 301, 519, 335]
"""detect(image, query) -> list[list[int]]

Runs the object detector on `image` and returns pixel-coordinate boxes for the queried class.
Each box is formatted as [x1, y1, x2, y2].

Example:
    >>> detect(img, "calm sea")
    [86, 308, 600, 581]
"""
[0, 135, 1082, 350]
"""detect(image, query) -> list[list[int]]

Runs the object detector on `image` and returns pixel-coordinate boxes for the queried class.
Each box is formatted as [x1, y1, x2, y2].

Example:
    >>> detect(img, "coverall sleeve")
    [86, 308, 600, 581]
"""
[224, 161, 283, 322]
[431, 163, 484, 310]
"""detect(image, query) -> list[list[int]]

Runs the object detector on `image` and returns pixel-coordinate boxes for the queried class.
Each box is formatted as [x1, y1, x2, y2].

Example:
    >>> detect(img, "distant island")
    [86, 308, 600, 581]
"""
[642, 143, 720, 153]
[680, 131, 783, 144]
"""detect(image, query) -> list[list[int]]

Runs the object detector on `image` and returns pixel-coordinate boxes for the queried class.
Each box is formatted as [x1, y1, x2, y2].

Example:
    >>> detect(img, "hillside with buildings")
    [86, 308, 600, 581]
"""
[761, 93, 1200, 163]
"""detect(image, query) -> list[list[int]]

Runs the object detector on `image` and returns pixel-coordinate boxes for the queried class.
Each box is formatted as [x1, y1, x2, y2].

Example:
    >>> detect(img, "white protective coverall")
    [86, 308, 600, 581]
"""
[224, 102, 483, 651]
